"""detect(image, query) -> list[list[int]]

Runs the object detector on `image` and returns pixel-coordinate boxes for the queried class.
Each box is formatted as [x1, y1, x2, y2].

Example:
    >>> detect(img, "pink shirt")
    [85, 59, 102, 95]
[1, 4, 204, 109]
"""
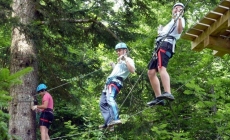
[42, 92, 53, 109]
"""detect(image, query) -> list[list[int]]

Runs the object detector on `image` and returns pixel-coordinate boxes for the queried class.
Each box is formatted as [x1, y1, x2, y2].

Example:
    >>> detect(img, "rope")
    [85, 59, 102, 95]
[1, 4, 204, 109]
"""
[33, 67, 103, 96]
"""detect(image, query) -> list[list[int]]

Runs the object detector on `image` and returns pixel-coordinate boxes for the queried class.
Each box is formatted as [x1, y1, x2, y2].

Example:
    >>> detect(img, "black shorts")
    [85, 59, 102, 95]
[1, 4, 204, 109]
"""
[39, 110, 54, 129]
[148, 41, 173, 70]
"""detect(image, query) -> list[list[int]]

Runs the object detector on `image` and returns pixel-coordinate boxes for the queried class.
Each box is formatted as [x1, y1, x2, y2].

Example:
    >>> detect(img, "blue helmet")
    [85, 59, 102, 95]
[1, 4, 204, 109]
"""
[115, 42, 128, 50]
[36, 83, 47, 92]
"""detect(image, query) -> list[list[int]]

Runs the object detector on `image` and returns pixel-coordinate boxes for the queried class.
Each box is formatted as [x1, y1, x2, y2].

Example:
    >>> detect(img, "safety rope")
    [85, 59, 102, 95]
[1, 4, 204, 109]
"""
[33, 67, 103, 96]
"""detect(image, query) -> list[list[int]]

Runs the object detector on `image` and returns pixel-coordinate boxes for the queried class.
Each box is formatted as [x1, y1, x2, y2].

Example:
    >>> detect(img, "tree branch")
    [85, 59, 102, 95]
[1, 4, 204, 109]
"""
[40, 18, 121, 42]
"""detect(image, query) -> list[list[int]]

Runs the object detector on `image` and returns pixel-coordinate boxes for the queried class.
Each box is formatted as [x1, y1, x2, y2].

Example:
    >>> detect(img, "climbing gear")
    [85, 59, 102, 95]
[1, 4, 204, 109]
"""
[157, 92, 175, 101]
[115, 42, 128, 50]
[43, 108, 53, 113]
[36, 83, 47, 92]
[155, 35, 176, 54]
[108, 83, 120, 93]
[147, 98, 165, 106]
[106, 77, 123, 85]
[173, 2, 185, 9]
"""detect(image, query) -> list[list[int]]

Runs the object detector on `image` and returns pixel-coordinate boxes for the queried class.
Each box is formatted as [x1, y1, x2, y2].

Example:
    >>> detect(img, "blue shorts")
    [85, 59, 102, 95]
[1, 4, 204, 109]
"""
[39, 109, 54, 129]
[148, 41, 173, 70]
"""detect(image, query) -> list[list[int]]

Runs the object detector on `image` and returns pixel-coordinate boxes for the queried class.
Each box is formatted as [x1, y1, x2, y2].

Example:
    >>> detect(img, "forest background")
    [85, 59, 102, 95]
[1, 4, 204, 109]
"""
[1, 0, 230, 139]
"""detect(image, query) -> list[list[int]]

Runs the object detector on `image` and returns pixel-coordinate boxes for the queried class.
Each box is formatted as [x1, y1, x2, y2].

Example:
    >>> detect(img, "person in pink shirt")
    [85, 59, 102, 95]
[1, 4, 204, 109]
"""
[32, 83, 54, 140]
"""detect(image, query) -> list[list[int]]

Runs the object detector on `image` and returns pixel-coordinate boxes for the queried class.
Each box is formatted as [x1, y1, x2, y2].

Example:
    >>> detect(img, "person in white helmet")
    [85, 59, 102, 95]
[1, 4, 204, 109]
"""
[99, 42, 135, 130]
[147, 2, 185, 106]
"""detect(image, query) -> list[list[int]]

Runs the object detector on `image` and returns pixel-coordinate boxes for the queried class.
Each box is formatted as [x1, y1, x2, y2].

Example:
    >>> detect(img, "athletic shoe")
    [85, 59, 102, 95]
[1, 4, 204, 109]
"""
[99, 124, 114, 131]
[147, 98, 165, 106]
[157, 92, 175, 101]
[108, 120, 122, 126]
[99, 124, 107, 130]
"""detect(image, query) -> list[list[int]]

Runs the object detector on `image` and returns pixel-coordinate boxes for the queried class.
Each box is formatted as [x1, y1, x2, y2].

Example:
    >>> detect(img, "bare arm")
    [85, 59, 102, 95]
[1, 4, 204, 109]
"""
[177, 18, 183, 34]
[37, 100, 48, 109]
[125, 58, 135, 73]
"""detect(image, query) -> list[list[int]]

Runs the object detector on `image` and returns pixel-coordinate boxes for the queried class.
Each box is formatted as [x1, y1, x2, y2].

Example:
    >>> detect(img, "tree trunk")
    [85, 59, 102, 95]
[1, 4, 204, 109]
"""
[9, 0, 38, 139]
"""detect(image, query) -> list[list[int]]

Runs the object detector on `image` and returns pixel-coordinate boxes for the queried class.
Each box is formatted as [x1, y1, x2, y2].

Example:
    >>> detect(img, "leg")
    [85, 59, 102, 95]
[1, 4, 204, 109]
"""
[157, 66, 175, 100]
[100, 92, 112, 125]
[39, 112, 53, 140]
[147, 69, 161, 97]
[150, 41, 174, 101]
[40, 126, 47, 140]
[106, 85, 123, 126]
[45, 128, 50, 140]
[106, 85, 119, 120]
[158, 66, 171, 93]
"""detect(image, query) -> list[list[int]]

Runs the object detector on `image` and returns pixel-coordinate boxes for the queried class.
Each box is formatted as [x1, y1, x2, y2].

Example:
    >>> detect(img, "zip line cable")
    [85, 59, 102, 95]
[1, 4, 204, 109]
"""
[33, 67, 103, 96]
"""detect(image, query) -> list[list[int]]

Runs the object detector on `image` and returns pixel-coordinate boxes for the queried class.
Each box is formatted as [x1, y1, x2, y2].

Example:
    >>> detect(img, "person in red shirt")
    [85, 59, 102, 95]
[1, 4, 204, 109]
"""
[32, 83, 54, 140]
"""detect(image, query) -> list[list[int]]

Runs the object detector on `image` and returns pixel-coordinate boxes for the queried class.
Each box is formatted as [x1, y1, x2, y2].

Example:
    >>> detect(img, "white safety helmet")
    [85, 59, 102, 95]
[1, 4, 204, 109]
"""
[173, 2, 184, 9]
[115, 42, 128, 50]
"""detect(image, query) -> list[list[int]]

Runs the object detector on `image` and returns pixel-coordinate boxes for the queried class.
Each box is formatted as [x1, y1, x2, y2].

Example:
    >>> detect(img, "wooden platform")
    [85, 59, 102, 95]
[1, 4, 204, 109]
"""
[181, 0, 230, 57]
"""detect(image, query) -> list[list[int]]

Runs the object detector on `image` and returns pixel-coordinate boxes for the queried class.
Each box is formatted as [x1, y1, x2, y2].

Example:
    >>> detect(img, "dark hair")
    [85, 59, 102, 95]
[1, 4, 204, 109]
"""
[38, 89, 46, 93]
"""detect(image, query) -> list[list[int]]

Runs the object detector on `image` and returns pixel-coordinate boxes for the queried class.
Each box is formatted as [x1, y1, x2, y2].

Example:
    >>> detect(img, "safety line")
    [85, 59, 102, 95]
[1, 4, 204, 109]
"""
[33, 68, 103, 96]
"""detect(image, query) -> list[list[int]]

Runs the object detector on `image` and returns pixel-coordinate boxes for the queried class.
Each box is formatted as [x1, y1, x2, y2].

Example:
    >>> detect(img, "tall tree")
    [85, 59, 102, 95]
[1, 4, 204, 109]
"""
[8, 0, 38, 139]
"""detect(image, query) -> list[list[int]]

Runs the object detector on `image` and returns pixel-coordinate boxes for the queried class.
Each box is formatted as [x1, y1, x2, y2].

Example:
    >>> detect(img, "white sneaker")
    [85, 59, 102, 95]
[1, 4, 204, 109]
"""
[108, 120, 122, 126]
[99, 124, 114, 132]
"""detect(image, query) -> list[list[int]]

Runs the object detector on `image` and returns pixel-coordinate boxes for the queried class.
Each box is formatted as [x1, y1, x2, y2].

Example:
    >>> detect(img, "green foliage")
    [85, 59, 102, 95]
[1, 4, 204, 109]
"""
[0, 67, 33, 140]
[0, 0, 228, 139]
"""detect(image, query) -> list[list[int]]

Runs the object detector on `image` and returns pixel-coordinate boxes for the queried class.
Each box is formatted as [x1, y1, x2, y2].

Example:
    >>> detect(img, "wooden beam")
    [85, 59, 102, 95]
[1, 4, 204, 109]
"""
[213, 50, 226, 57]
[204, 36, 230, 53]
[181, 33, 197, 41]
[191, 10, 230, 51]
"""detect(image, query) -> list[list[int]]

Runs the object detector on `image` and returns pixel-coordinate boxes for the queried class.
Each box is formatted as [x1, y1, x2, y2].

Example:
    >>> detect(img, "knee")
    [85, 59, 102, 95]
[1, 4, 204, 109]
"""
[107, 97, 115, 105]
[148, 70, 156, 78]
[158, 67, 167, 74]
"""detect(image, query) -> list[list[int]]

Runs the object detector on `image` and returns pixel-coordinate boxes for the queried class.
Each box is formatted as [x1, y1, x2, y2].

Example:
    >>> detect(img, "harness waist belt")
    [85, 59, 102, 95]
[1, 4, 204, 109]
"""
[43, 108, 53, 112]
[116, 76, 123, 82]
[156, 35, 176, 42]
